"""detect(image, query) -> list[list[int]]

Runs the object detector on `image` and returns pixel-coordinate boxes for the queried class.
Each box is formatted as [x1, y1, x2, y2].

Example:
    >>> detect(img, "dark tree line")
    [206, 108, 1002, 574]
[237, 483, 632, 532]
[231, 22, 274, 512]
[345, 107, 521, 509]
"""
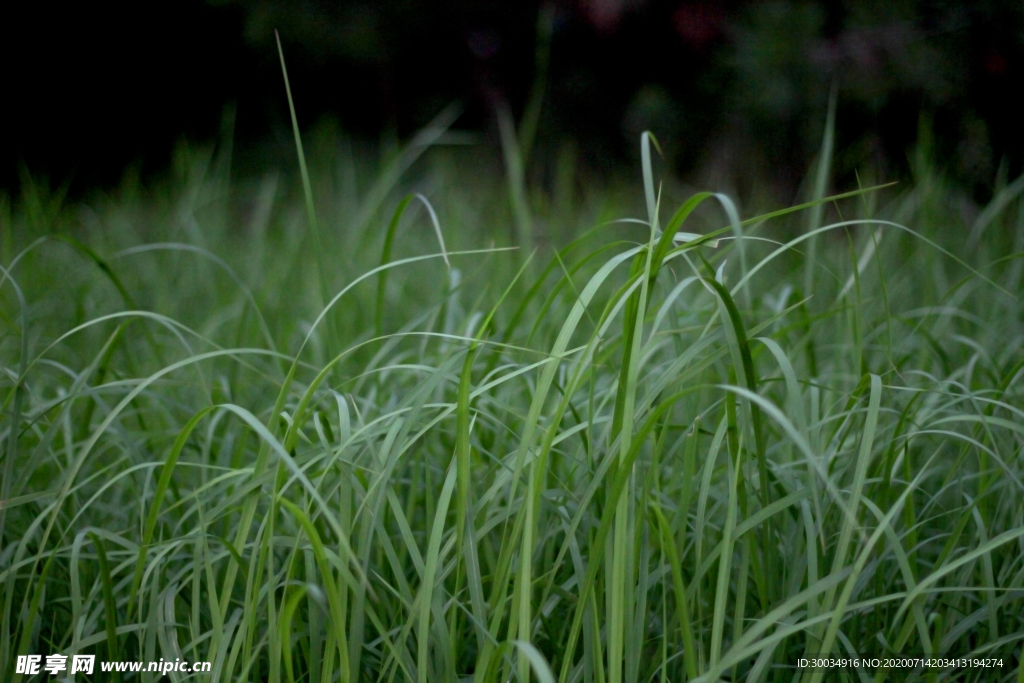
[3, 0, 1020, 196]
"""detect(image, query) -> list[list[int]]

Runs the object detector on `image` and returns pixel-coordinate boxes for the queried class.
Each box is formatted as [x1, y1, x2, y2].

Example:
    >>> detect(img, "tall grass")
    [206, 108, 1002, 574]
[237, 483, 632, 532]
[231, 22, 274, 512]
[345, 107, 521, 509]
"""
[2, 119, 1023, 683]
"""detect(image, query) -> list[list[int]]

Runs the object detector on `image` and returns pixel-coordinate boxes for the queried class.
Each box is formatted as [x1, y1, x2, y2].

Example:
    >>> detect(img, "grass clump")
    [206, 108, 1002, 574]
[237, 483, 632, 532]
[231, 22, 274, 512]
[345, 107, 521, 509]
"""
[1, 125, 1024, 683]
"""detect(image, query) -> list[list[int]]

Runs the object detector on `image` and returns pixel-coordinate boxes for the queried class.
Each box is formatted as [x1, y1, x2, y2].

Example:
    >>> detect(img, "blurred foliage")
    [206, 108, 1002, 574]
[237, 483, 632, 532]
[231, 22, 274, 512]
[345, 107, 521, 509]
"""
[214, 0, 1024, 196]
[3, 0, 1021, 199]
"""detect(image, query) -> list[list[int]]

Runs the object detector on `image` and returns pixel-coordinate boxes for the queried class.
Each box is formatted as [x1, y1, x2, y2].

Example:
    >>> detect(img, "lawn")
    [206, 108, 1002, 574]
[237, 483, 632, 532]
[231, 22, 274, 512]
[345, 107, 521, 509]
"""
[2, 112, 1023, 682]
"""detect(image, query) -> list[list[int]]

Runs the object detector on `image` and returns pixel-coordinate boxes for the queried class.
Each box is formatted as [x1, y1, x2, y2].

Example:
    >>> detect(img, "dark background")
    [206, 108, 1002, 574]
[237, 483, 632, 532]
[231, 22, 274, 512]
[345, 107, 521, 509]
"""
[3, 0, 1021, 200]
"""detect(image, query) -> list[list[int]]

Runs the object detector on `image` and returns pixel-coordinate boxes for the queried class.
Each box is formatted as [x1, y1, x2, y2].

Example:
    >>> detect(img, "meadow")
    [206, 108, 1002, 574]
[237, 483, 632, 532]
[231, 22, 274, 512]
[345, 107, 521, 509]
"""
[2, 100, 1024, 683]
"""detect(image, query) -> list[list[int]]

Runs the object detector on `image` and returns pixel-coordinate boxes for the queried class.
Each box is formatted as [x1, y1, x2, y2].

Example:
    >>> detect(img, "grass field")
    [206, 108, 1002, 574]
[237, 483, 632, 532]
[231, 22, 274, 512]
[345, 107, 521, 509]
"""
[2, 110, 1024, 683]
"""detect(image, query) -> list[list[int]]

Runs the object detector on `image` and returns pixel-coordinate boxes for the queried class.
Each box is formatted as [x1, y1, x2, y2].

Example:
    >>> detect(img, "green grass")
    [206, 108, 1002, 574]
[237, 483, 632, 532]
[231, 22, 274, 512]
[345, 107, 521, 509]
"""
[2, 119, 1024, 683]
